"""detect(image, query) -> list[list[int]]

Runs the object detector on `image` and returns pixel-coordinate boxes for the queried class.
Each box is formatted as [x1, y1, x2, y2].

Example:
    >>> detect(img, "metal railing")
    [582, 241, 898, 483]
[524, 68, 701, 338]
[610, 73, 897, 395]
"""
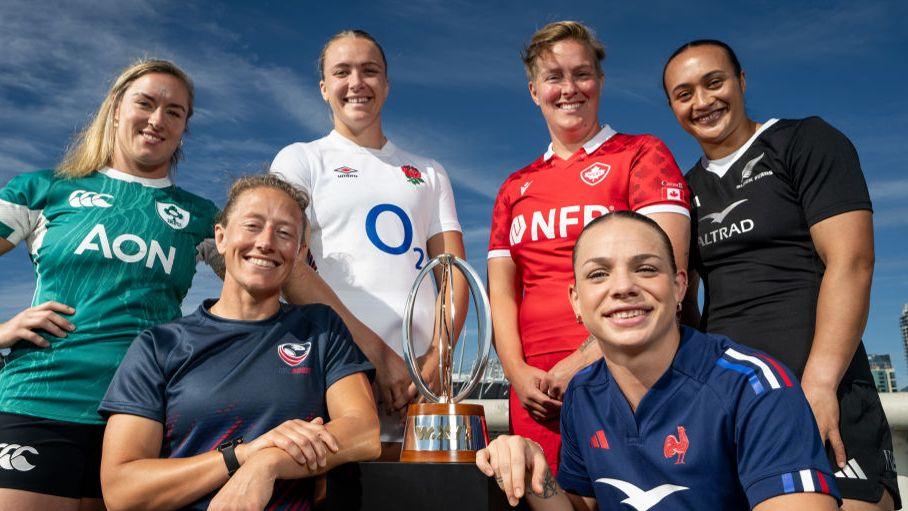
[879, 394, 908, 500]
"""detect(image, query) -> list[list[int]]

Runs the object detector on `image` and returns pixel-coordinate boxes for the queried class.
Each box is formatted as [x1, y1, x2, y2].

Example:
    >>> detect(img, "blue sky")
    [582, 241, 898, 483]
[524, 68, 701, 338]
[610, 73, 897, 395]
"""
[2, 0, 907, 380]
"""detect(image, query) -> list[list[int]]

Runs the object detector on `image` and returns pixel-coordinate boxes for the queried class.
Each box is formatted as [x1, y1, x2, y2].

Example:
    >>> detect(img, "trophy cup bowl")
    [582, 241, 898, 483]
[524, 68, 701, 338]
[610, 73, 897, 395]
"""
[400, 254, 493, 463]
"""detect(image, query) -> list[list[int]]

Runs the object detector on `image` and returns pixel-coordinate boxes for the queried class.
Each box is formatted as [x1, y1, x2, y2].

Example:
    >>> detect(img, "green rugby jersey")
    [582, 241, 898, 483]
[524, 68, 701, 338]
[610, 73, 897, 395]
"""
[0, 168, 218, 424]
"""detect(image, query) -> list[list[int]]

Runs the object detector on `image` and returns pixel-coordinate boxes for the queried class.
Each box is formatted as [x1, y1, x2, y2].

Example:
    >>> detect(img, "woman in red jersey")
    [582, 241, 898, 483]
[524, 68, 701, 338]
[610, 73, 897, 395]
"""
[487, 21, 691, 472]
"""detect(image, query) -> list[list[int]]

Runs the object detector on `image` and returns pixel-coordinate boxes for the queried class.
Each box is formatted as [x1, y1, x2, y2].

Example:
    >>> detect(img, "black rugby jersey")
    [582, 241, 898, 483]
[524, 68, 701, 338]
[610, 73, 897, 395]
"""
[686, 117, 873, 382]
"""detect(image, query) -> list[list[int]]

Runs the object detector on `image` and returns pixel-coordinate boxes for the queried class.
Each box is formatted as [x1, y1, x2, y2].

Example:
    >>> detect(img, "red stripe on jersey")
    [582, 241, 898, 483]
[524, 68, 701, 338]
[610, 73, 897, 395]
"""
[817, 472, 830, 494]
[756, 353, 793, 387]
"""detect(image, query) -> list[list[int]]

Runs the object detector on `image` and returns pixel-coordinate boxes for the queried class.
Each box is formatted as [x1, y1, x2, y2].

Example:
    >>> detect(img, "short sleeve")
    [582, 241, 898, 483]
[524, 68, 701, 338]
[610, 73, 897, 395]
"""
[322, 308, 374, 389]
[735, 363, 841, 508]
[98, 329, 167, 423]
[555, 389, 594, 497]
[786, 117, 872, 226]
[427, 160, 462, 237]
[0, 170, 53, 246]
[628, 136, 690, 218]
[487, 179, 513, 259]
[270, 144, 313, 195]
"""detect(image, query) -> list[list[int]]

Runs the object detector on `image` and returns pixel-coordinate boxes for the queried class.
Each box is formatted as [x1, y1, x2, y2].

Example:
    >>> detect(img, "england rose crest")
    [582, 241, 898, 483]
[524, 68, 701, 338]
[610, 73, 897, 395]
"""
[401, 165, 425, 185]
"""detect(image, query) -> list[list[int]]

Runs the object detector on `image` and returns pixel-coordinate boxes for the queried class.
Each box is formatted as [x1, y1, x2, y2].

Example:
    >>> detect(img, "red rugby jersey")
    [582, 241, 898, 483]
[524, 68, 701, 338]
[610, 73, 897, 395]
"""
[488, 126, 690, 357]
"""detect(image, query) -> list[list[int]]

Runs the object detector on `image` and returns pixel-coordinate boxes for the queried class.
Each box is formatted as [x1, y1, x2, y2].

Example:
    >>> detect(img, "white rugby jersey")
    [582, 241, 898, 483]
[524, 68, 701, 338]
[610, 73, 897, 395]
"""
[271, 130, 461, 361]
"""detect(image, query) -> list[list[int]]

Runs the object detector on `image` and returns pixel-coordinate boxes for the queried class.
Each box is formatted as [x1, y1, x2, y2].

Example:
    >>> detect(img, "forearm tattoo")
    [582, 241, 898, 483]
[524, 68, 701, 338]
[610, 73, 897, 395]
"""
[529, 470, 559, 499]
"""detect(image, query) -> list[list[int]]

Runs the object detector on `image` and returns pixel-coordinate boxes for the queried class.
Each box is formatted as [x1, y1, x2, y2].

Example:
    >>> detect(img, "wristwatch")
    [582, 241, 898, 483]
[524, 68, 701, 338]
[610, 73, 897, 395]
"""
[217, 437, 244, 476]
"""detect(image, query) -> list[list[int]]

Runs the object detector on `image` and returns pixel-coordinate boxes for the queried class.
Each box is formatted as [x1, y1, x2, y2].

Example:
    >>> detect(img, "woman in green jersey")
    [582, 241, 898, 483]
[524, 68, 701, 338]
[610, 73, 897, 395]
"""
[0, 59, 219, 511]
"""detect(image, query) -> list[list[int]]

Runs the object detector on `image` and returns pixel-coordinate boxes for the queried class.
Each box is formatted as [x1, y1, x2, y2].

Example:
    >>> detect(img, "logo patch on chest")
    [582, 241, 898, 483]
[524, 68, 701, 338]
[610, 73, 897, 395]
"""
[580, 163, 610, 186]
[156, 202, 190, 230]
[334, 166, 358, 178]
[278, 342, 312, 367]
[401, 165, 425, 186]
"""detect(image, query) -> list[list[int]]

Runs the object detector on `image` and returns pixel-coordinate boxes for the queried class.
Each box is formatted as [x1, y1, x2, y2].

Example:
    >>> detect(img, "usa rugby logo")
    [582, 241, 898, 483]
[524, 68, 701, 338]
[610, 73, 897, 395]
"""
[278, 342, 312, 367]
[580, 163, 610, 186]
[155, 202, 190, 230]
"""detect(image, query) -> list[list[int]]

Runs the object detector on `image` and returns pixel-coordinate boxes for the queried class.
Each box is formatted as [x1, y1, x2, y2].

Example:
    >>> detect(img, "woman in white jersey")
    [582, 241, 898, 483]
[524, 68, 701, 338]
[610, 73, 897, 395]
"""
[0, 60, 219, 510]
[270, 29, 466, 445]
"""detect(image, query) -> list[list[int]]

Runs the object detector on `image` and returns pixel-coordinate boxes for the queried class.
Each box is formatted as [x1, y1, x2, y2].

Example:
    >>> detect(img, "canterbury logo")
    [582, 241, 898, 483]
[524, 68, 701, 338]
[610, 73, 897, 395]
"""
[700, 199, 748, 225]
[0, 443, 38, 471]
[596, 478, 688, 511]
[68, 190, 113, 208]
[834, 458, 867, 480]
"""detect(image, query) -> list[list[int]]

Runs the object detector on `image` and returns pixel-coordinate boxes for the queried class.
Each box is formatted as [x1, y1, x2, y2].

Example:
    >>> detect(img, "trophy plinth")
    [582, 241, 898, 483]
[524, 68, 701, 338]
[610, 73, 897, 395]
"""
[400, 403, 489, 463]
[400, 255, 493, 463]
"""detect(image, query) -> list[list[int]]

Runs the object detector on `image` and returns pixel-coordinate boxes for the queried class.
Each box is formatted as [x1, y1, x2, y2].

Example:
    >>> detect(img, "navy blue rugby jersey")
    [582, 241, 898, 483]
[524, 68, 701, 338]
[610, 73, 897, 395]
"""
[557, 327, 840, 510]
[685, 117, 873, 380]
[100, 299, 373, 511]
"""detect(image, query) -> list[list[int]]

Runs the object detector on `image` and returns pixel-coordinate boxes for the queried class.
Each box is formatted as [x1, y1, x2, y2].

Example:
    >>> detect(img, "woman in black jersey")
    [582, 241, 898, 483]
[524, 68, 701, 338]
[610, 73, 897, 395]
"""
[662, 40, 897, 510]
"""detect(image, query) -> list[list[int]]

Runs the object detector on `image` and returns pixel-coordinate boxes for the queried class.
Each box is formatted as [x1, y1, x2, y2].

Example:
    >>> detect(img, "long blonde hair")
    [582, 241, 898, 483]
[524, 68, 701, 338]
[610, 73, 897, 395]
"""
[57, 59, 195, 178]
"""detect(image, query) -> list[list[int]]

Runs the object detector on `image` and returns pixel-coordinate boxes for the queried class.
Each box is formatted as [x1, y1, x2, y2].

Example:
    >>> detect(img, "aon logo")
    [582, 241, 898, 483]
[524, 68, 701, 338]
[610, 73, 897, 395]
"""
[74, 224, 177, 274]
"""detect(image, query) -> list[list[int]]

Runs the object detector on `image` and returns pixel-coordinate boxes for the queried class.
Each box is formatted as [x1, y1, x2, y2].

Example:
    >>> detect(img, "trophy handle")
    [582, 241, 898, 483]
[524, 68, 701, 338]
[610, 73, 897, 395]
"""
[402, 254, 492, 404]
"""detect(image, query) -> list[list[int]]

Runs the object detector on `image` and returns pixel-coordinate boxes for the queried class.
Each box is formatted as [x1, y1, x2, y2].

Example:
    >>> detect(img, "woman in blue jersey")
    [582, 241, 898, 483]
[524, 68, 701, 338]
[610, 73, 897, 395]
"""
[477, 212, 839, 511]
[270, 29, 466, 446]
[662, 40, 897, 510]
[0, 60, 219, 510]
[99, 175, 380, 511]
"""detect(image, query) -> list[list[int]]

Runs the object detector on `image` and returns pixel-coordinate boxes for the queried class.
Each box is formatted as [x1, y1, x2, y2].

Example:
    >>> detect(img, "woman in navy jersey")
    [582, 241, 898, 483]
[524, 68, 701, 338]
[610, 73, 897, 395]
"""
[269, 30, 466, 447]
[99, 175, 379, 511]
[662, 40, 897, 510]
[477, 212, 839, 511]
[0, 60, 219, 511]
[487, 21, 691, 473]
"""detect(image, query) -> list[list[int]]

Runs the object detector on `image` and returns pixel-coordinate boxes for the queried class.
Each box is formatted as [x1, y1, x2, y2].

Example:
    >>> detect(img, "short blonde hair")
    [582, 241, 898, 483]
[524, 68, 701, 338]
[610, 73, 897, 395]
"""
[218, 174, 310, 241]
[521, 21, 606, 80]
[57, 59, 194, 178]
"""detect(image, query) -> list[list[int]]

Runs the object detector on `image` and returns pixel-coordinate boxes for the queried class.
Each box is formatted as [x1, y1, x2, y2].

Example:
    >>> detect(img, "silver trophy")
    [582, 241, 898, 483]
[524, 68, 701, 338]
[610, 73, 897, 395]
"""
[400, 254, 493, 462]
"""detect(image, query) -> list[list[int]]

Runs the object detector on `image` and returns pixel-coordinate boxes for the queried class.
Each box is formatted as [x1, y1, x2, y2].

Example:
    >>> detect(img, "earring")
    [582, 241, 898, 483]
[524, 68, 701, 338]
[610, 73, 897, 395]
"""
[676, 302, 682, 313]
[575, 314, 583, 324]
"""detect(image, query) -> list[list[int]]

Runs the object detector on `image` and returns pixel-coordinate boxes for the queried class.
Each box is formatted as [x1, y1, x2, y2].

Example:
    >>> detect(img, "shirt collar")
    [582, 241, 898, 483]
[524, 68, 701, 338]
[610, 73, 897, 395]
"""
[543, 124, 617, 161]
[99, 167, 173, 188]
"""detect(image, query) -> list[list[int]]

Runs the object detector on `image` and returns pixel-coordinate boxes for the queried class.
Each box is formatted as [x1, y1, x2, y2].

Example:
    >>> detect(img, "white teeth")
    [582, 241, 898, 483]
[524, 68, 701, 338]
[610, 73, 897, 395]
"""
[142, 132, 162, 142]
[610, 309, 645, 319]
[247, 257, 276, 268]
[695, 110, 724, 124]
[347, 97, 370, 104]
[559, 102, 582, 111]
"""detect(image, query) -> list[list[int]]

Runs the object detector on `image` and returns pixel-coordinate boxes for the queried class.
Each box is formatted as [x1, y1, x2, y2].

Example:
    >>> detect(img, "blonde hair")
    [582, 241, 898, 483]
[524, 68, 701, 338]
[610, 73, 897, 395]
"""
[522, 21, 606, 80]
[57, 59, 194, 178]
[317, 29, 388, 79]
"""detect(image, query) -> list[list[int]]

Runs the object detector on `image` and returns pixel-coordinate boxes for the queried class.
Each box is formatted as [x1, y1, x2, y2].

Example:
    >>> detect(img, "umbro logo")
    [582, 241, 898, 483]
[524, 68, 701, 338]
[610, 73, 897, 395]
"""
[334, 166, 358, 178]
[700, 199, 748, 225]
[590, 429, 609, 449]
[834, 458, 868, 480]
[68, 190, 113, 208]
[596, 478, 688, 511]
[0, 443, 38, 472]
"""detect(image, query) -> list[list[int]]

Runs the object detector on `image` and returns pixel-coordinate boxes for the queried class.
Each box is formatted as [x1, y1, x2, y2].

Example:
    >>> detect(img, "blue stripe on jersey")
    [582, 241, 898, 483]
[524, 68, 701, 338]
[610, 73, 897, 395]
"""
[716, 358, 765, 394]
[782, 472, 795, 493]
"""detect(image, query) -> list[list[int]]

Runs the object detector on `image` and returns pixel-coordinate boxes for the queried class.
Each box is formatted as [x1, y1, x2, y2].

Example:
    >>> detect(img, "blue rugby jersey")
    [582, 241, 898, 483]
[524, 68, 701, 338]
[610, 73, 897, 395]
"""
[100, 299, 373, 510]
[557, 327, 840, 510]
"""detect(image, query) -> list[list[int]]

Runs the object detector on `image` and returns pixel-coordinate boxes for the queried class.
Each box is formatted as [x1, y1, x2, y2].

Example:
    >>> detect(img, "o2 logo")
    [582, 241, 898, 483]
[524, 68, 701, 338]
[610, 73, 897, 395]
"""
[365, 204, 425, 269]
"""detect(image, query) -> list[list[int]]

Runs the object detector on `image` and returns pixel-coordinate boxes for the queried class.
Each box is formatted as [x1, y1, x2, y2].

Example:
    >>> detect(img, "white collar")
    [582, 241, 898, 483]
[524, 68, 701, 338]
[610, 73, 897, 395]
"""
[701, 118, 779, 178]
[99, 167, 172, 188]
[544, 124, 617, 161]
[328, 130, 396, 157]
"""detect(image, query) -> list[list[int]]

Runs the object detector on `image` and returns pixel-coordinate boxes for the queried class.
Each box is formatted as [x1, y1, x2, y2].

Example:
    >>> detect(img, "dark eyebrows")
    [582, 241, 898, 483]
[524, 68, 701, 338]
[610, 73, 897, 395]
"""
[670, 69, 726, 95]
[583, 253, 661, 266]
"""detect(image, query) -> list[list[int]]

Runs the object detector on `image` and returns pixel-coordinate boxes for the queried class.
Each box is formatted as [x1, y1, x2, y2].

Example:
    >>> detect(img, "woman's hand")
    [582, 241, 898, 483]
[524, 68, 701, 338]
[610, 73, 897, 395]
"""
[0, 301, 75, 349]
[510, 363, 562, 422]
[477, 435, 551, 508]
[375, 344, 418, 414]
[208, 452, 278, 511]
[238, 418, 338, 472]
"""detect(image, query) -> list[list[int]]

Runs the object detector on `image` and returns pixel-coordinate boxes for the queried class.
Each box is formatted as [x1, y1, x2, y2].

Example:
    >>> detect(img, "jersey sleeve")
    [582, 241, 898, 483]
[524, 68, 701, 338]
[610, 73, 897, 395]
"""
[97, 329, 167, 423]
[628, 136, 690, 218]
[321, 307, 374, 389]
[427, 160, 462, 238]
[270, 143, 313, 194]
[729, 354, 841, 508]
[0, 170, 54, 246]
[487, 179, 513, 259]
[786, 117, 872, 226]
[555, 387, 594, 497]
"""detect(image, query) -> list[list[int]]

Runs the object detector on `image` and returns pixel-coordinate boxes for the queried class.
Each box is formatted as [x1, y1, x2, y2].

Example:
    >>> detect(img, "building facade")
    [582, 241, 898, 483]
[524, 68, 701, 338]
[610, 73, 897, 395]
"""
[869, 353, 898, 393]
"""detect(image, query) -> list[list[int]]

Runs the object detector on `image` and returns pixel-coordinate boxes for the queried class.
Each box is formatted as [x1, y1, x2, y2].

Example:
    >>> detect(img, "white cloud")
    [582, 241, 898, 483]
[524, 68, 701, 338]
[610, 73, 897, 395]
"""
[869, 179, 908, 202]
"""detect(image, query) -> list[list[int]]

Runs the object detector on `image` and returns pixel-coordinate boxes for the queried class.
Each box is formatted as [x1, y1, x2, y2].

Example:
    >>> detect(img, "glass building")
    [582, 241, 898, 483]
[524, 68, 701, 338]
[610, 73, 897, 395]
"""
[869, 353, 898, 393]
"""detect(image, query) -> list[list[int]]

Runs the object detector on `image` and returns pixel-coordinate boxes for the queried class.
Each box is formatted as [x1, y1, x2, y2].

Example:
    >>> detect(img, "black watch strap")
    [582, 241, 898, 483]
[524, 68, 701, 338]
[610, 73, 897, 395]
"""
[217, 437, 243, 476]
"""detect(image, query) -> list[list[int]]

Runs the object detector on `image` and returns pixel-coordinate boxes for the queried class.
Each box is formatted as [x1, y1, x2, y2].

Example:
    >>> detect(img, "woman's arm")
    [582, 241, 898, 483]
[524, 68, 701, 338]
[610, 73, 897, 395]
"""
[753, 493, 838, 511]
[799, 210, 874, 468]
[208, 372, 380, 509]
[646, 212, 690, 273]
[489, 257, 561, 421]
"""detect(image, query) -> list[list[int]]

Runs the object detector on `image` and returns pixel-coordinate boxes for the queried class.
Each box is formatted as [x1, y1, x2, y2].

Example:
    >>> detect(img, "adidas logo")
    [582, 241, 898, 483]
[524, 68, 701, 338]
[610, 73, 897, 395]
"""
[834, 458, 867, 480]
[590, 429, 609, 450]
[0, 443, 38, 471]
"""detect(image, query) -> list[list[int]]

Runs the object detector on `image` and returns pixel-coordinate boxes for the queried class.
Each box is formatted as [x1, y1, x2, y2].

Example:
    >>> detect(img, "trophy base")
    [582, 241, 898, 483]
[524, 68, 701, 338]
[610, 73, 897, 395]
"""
[400, 402, 489, 463]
